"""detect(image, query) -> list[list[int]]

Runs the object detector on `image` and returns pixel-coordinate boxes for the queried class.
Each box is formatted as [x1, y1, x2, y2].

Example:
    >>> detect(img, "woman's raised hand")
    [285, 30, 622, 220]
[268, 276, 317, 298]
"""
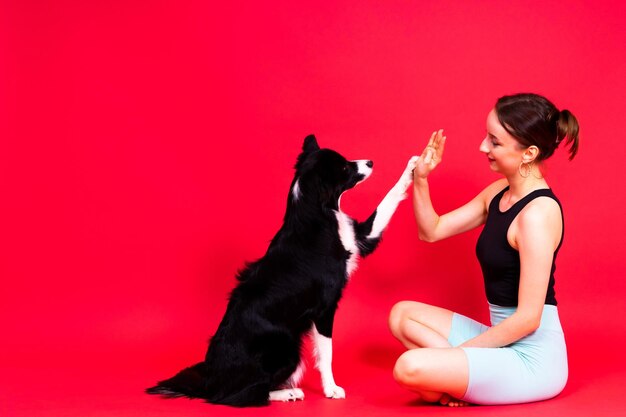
[413, 129, 446, 180]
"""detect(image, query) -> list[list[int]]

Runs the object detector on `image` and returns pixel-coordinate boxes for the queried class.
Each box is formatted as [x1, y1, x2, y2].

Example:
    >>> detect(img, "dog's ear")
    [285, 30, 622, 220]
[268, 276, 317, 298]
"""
[295, 134, 320, 172]
[302, 134, 320, 154]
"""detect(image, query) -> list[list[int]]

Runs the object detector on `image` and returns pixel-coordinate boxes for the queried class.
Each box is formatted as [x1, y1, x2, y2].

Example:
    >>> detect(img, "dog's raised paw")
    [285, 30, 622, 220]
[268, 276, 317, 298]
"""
[269, 388, 305, 402]
[393, 155, 420, 196]
[324, 384, 346, 399]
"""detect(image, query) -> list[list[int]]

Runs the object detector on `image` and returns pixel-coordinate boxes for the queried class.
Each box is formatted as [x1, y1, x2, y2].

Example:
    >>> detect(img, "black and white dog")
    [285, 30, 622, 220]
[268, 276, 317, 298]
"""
[147, 135, 417, 407]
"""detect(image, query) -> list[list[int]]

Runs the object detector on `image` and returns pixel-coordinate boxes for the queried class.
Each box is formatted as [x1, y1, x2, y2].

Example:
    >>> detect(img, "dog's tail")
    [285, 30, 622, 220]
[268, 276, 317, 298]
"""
[146, 362, 270, 407]
[146, 362, 208, 399]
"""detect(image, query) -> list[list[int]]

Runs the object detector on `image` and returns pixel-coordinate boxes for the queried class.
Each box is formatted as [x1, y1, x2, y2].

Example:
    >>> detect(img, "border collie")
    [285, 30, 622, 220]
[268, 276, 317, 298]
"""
[147, 135, 417, 407]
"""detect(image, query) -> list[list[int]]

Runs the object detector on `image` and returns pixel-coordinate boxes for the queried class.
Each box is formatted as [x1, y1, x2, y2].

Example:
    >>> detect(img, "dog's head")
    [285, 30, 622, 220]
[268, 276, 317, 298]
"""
[291, 135, 372, 208]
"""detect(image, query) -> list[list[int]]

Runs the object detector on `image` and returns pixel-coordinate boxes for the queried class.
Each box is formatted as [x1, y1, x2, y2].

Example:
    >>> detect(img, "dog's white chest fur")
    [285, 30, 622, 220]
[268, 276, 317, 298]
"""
[334, 210, 359, 276]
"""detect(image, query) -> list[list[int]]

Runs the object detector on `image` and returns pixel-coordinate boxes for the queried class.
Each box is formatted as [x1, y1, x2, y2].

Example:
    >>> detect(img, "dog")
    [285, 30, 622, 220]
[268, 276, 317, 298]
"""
[146, 135, 417, 406]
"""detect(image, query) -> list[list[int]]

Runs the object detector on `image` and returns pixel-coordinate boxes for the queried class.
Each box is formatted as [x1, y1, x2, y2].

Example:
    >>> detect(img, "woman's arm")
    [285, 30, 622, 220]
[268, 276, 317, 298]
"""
[413, 178, 506, 242]
[459, 198, 563, 348]
[412, 130, 507, 242]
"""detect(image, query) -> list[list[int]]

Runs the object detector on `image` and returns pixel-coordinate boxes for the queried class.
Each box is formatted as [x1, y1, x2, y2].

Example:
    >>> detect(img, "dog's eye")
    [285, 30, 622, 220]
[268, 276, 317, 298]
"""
[342, 165, 349, 172]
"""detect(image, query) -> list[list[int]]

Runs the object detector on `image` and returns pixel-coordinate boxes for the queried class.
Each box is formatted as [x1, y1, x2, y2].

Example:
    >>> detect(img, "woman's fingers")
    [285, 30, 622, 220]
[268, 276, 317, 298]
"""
[423, 147, 434, 164]
[415, 129, 446, 179]
[432, 129, 446, 160]
[436, 130, 446, 158]
[434, 129, 443, 148]
[427, 131, 436, 148]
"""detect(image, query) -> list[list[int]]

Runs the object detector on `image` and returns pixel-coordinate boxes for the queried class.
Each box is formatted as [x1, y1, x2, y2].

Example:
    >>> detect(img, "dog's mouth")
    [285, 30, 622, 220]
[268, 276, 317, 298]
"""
[354, 160, 373, 183]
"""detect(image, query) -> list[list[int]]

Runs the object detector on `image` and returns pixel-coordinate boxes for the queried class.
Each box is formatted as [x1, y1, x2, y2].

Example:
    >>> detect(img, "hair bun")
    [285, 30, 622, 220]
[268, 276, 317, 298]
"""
[554, 111, 562, 144]
[556, 109, 580, 160]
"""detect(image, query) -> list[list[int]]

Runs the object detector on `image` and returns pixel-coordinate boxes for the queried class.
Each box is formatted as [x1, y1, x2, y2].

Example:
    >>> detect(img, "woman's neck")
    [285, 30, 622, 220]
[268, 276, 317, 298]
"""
[505, 168, 549, 202]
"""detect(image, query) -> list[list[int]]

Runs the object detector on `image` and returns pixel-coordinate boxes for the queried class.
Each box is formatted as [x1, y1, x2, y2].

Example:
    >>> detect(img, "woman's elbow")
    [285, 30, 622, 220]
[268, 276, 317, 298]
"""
[417, 228, 440, 242]
[520, 315, 541, 334]
[418, 233, 437, 243]
[526, 320, 540, 334]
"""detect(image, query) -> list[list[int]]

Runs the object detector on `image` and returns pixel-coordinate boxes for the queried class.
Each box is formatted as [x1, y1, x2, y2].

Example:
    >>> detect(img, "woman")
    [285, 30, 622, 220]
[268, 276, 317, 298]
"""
[388, 93, 580, 407]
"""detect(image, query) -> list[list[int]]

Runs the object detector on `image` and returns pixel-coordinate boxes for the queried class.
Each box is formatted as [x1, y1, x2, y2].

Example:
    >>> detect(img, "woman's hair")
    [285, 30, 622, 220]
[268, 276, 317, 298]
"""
[495, 93, 580, 161]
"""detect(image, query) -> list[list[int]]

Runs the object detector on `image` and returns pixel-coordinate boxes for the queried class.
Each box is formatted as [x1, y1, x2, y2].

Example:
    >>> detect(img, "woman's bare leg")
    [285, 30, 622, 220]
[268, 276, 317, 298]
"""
[389, 301, 470, 406]
[389, 301, 455, 348]
[393, 347, 470, 406]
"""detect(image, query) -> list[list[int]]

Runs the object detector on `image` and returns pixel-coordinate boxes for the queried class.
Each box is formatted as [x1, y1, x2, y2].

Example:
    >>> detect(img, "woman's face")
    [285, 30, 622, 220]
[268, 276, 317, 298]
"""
[480, 108, 526, 176]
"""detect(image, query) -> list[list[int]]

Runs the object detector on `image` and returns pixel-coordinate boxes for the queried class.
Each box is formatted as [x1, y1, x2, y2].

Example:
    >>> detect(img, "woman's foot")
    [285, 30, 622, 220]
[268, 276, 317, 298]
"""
[439, 394, 469, 407]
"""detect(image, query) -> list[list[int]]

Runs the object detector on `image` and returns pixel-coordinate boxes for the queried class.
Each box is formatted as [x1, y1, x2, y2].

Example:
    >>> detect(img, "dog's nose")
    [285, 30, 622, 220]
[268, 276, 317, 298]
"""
[366, 160, 373, 168]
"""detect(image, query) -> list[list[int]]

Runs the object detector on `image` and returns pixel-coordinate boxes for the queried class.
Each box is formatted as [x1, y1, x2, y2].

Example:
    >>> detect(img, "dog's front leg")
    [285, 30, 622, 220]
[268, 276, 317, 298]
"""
[356, 156, 419, 256]
[369, 156, 420, 238]
[312, 322, 345, 399]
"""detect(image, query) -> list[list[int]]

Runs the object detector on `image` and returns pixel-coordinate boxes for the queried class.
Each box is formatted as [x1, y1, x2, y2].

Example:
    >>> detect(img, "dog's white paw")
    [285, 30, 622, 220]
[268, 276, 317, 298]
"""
[391, 156, 419, 199]
[323, 384, 346, 399]
[269, 388, 305, 402]
[402, 156, 419, 182]
[406, 155, 419, 171]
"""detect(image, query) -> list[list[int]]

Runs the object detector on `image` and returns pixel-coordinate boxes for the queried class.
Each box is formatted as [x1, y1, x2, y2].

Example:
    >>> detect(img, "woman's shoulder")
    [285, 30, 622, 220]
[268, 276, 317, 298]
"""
[519, 193, 562, 224]
[515, 191, 562, 236]
[477, 178, 509, 207]
[510, 189, 563, 251]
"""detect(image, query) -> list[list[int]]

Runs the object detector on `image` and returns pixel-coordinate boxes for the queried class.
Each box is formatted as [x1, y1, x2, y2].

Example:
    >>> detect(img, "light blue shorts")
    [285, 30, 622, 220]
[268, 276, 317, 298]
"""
[447, 304, 568, 405]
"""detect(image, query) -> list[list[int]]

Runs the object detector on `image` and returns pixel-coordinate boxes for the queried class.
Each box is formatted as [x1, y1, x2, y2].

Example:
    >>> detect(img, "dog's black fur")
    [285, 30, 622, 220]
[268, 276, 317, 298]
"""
[147, 135, 414, 406]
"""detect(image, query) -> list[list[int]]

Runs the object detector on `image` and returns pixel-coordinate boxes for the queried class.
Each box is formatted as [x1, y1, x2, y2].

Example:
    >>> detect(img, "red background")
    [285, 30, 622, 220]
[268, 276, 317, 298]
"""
[2, 1, 625, 416]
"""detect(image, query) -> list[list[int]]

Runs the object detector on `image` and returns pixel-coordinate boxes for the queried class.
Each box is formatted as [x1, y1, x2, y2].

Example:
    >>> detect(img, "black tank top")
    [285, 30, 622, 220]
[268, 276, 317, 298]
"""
[476, 187, 563, 306]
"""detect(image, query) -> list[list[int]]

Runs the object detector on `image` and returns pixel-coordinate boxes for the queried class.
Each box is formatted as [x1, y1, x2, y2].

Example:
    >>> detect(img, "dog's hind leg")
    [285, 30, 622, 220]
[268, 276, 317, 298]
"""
[269, 353, 306, 402]
[267, 356, 306, 403]
[215, 380, 272, 407]
[269, 388, 305, 402]
[284, 358, 306, 388]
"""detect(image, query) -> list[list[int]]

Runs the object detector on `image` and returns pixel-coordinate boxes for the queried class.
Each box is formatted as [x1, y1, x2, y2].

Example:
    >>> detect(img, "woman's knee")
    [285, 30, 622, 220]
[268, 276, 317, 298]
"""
[389, 301, 413, 338]
[393, 350, 425, 387]
[389, 301, 427, 336]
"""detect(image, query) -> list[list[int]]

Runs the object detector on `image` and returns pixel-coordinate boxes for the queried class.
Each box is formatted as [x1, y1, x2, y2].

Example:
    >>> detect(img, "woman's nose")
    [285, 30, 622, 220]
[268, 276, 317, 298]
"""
[479, 138, 489, 153]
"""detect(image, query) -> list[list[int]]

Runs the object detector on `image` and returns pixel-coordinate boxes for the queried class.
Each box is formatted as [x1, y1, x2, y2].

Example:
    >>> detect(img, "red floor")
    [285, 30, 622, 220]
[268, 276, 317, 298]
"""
[3, 358, 624, 417]
[3, 318, 625, 417]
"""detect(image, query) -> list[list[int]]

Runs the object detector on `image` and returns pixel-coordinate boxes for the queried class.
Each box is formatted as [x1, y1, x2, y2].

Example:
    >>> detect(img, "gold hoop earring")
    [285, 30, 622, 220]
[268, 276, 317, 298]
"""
[518, 161, 531, 178]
